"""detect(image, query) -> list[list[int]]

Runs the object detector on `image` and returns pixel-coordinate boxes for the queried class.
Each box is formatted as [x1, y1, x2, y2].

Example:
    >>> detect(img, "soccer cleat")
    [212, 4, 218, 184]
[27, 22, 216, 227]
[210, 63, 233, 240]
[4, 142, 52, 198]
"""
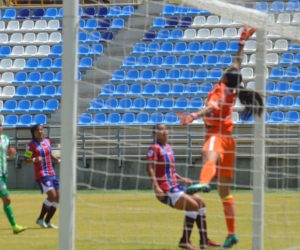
[46, 222, 58, 229]
[12, 224, 27, 234]
[200, 239, 221, 249]
[222, 234, 238, 248]
[178, 240, 198, 250]
[36, 219, 47, 228]
[185, 183, 211, 195]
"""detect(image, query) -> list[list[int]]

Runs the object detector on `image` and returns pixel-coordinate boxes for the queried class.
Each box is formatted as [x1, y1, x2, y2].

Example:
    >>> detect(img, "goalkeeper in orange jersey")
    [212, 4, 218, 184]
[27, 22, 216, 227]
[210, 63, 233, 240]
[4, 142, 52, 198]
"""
[178, 25, 264, 248]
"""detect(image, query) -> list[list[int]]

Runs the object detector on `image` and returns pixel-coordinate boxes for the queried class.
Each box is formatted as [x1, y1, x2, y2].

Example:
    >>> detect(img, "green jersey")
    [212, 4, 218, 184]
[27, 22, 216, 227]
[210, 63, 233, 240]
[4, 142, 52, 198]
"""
[0, 134, 10, 177]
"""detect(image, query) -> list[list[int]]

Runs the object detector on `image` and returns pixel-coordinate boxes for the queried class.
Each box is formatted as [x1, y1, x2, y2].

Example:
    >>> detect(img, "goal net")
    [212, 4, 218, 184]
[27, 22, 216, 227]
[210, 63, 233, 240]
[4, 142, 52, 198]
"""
[61, 0, 300, 249]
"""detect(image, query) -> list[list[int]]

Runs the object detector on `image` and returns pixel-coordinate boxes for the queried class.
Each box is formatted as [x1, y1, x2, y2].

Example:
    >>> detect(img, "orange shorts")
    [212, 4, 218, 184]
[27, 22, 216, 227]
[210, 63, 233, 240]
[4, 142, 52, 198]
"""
[202, 134, 236, 179]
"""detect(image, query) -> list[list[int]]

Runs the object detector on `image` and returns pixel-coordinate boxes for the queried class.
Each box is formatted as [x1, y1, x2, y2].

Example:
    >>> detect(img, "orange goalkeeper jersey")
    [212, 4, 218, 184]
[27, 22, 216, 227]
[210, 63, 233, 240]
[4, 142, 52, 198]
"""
[203, 82, 237, 135]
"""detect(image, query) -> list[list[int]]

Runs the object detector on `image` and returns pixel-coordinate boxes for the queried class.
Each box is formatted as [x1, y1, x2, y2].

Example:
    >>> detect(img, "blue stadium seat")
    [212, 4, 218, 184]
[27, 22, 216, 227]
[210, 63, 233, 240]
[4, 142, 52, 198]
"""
[106, 113, 121, 124]
[41, 85, 56, 98]
[82, 7, 96, 18]
[165, 69, 180, 81]
[266, 96, 279, 108]
[2, 9, 16, 20]
[149, 112, 164, 124]
[45, 99, 59, 112]
[180, 69, 194, 81]
[194, 68, 208, 81]
[53, 71, 62, 83]
[120, 113, 135, 124]
[155, 29, 170, 41]
[184, 82, 199, 96]
[111, 70, 125, 82]
[274, 81, 290, 93]
[186, 42, 200, 53]
[131, 98, 146, 110]
[51, 58, 62, 70]
[157, 83, 170, 96]
[120, 6, 134, 17]
[0, 46, 12, 58]
[170, 83, 184, 96]
[295, 96, 300, 107]
[78, 113, 92, 125]
[268, 111, 284, 123]
[269, 67, 284, 80]
[113, 84, 129, 97]
[142, 83, 156, 96]
[199, 82, 213, 96]
[3, 115, 18, 127]
[173, 42, 187, 54]
[142, 30, 156, 41]
[91, 113, 107, 125]
[55, 85, 62, 97]
[213, 41, 228, 53]
[280, 95, 294, 108]
[110, 18, 124, 30]
[86, 31, 101, 43]
[78, 32, 88, 43]
[136, 56, 150, 68]
[89, 44, 103, 56]
[149, 56, 163, 68]
[121, 56, 136, 68]
[159, 42, 173, 54]
[44, 8, 57, 19]
[26, 72, 41, 84]
[270, 1, 284, 12]
[288, 41, 300, 52]
[132, 43, 146, 55]
[207, 68, 222, 81]
[145, 42, 160, 55]
[102, 98, 118, 111]
[49, 45, 62, 56]
[289, 81, 300, 93]
[17, 8, 30, 19]
[144, 98, 160, 110]
[266, 81, 275, 94]
[188, 7, 201, 15]
[239, 114, 254, 124]
[282, 66, 299, 80]
[279, 52, 294, 66]
[99, 84, 115, 97]
[286, 0, 300, 11]
[162, 4, 176, 16]
[152, 69, 166, 82]
[255, 2, 268, 12]
[163, 112, 179, 124]
[118, 98, 132, 110]
[107, 6, 122, 18]
[30, 99, 45, 112]
[31, 8, 45, 19]
[204, 54, 218, 67]
[16, 114, 32, 127]
[14, 86, 29, 98]
[227, 41, 239, 53]
[163, 55, 177, 67]
[165, 17, 179, 28]
[40, 71, 55, 84]
[176, 55, 190, 67]
[88, 98, 104, 111]
[95, 6, 108, 18]
[140, 69, 153, 81]
[125, 69, 139, 82]
[169, 29, 183, 41]
[78, 7, 83, 17]
[201, 41, 214, 53]
[57, 8, 63, 19]
[128, 84, 143, 96]
[25, 58, 39, 70]
[12, 72, 27, 84]
[284, 111, 299, 123]
[28, 86, 42, 98]
[2, 100, 17, 112]
[99, 31, 114, 43]
[175, 4, 189, 16]
[84, 19, 97, 30]
[97, 18, 111, 30]
[178, 16, 192, 28]
[190, 55, 204, 68]
[217, 54, 232, 66]
[188, 97, 203, 111]
[78, 57, 92, 69]
[173, 97, 188, 111]
[134, 112, 149, 124]
[152, 17, 166, 29]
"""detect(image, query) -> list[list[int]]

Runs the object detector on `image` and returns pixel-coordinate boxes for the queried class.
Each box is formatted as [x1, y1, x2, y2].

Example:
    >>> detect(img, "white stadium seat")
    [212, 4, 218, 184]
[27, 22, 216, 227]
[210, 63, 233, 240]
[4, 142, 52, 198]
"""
[244, 40, 256, 52]
[276, 13, 291, 24]
[46, 20, 60, 31]
[0, 34, 8, 44]
[0, 59, 12, 70]
[210, 28, 223, 39]
[266, 53, 278, 65]
[20, 20, 34, 31]
[24, 45, 37, 57]
[22, 33, 36, 44]
[219, 16, 232, 27]
[242, 54, 248, 66]
[2, 86, 15, 97]
[223, 28, 237, 39]
[0, 72, 14, 83]
[182, 29, 196, 39]
[33, 20, 47, 31]
[273, 39, 288, 52]
[37, 45, 50, 56]
[10, 46, 24, 57]
[12, 59, 25, 70]
[9, 33, 22, 44]
[241, 67, 254, 80]
[36, 33, 49, 44]
[48, 32, 62, 44]
[196, 28, 210, 39]
[6, 21, 20, 31]
[192, 16, 205, 27]
[291, 13, 300, 25]
[206, 15, 219, 26]
[0, 21, 5, 31]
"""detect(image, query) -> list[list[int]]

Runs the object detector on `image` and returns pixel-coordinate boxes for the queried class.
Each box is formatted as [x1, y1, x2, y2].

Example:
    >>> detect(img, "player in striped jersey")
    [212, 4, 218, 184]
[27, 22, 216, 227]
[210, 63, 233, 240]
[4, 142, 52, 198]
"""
[146, 124, 220, 250]
[24, 124, 61, 229]
[0, 119, 27, 234]
[179, 25, 263, 248]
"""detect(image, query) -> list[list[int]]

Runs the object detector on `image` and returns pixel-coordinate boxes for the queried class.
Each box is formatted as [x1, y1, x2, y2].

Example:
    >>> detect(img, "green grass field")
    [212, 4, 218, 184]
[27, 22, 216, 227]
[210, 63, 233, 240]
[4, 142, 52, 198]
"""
[0, 190, 299, 250]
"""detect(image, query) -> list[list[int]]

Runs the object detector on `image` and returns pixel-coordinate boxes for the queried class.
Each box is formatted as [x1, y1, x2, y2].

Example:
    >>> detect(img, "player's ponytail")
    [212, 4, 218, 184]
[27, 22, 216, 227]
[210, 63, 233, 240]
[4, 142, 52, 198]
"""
[30, 124, 41, 140]
[237, 86, 264, 120]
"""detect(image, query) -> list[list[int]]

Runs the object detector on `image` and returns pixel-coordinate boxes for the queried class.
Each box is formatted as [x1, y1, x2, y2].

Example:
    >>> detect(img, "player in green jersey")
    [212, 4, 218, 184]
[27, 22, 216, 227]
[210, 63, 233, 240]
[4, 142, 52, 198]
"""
[0, 119, 27, 234]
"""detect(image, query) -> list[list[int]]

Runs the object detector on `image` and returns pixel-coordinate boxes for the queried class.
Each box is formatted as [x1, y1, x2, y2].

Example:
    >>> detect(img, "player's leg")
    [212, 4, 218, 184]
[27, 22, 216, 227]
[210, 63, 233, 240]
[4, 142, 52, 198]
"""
[44, 176, 59, 228]
[190, 194, 220, 249]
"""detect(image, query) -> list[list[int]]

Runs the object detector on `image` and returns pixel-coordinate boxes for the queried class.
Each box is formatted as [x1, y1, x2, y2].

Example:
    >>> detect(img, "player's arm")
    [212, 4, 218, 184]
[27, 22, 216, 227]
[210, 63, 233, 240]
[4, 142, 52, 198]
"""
[7, 141, 16, 159]
[51, 155, 61, 163]
[146, 162, 164, 200]
[179, 106, 214, 126]
[24, 145, 43, 164]
[175, 173, 193, 186]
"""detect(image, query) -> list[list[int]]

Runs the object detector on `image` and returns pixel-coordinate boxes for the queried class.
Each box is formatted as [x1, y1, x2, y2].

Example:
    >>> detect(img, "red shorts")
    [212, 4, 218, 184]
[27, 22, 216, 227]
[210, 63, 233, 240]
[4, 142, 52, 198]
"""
[202, 134, 236, 179]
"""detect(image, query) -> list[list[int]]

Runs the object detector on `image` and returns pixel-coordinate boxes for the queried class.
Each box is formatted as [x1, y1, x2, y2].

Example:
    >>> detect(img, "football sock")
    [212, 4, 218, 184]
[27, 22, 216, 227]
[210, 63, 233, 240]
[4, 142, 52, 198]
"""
[3, 204, 16, 226]
[222, 195, 236, 236]
[196, 207, 208, 244]
[38, 199, 52, 220]
[200, 161, 217, 184]
[181, 211, 197, 243]
[45, 202, 58, 223]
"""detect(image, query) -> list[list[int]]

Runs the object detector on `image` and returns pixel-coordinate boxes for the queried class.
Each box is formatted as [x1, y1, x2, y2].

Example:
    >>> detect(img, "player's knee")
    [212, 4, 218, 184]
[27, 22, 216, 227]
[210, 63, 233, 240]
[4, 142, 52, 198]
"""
[3, 196, 11, 205]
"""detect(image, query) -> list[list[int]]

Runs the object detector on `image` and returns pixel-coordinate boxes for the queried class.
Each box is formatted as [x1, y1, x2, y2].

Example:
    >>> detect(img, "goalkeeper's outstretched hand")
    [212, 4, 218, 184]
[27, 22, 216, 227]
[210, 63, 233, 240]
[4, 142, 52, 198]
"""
[178, 112, 198, 126]
[240, 25, 257, 46]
